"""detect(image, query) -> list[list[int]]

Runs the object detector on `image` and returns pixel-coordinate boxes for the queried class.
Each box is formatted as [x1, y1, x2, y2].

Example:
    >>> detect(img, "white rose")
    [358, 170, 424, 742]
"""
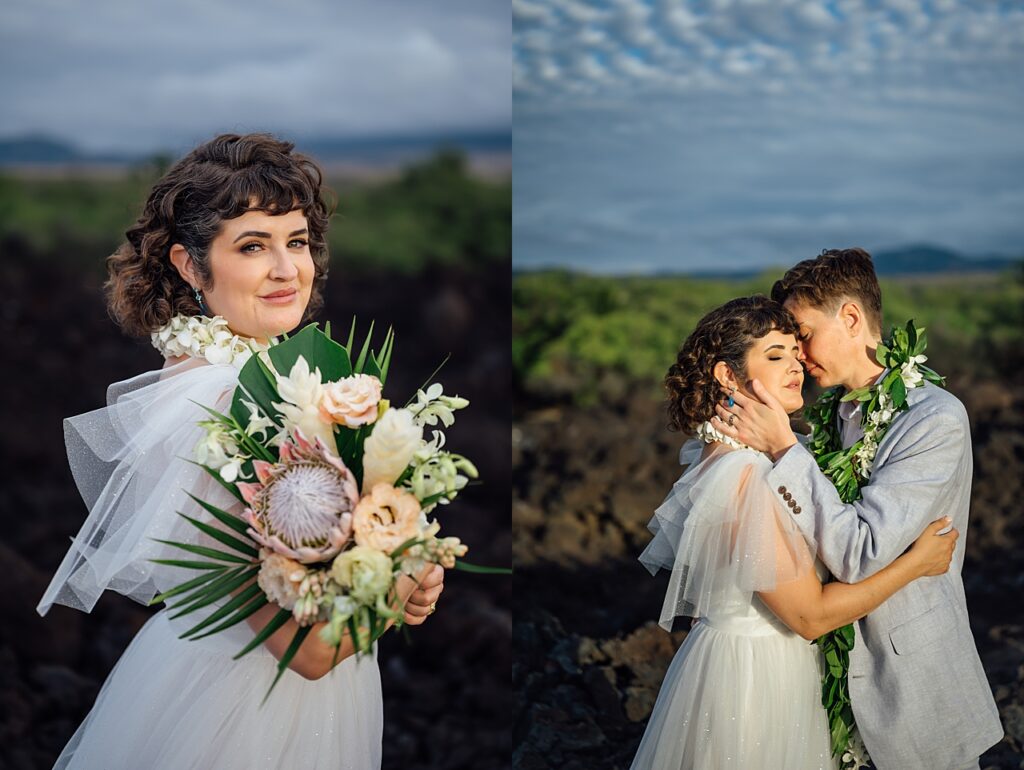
[319, 374, 382, 428]
[361, 408, 423, 493]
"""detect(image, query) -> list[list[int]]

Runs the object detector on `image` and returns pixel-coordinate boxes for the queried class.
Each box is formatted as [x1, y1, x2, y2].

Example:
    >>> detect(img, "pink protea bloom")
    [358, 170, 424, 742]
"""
[238, 430, 358, 564]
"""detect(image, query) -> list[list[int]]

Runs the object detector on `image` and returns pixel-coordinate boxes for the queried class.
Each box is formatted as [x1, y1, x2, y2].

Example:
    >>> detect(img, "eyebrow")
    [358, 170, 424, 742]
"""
[233, 228, 308, 243]
[764, 344, 799, 352]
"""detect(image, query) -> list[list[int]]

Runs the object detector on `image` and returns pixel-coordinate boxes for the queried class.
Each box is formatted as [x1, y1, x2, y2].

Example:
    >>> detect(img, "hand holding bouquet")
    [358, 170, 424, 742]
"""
[150, 321, 483, 699]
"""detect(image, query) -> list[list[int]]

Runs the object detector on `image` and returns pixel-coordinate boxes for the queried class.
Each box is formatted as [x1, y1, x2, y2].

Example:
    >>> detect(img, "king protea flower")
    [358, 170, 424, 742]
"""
[238, 431, 358, 564]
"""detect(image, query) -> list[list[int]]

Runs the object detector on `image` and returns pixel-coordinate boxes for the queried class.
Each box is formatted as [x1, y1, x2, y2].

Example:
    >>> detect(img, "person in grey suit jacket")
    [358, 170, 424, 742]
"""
[711, 248, 1003, 770]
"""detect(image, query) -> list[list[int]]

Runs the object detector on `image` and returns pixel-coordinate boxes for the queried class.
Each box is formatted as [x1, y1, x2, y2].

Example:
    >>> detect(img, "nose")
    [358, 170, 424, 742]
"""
[796, 340, 808, 362]
[269, 246, 299, 281]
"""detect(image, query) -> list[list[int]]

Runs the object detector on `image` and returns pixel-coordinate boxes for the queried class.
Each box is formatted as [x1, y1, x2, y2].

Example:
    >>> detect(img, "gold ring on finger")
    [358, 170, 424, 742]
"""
[728, 413, 735, 427]
[428, 602, 437, 615]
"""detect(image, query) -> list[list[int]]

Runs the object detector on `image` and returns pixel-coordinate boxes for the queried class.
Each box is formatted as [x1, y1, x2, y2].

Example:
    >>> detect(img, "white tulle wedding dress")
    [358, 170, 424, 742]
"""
[631, 439, 839, 770]
[37, 355, 383, 770]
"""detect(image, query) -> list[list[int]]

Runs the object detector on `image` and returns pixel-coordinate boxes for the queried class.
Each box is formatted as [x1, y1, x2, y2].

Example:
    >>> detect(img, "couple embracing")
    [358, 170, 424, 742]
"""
[632, 249, 1002, 770]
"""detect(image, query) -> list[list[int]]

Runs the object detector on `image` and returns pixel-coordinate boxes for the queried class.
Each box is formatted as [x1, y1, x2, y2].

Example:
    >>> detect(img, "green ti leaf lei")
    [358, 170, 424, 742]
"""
[803, 319, 945, 767]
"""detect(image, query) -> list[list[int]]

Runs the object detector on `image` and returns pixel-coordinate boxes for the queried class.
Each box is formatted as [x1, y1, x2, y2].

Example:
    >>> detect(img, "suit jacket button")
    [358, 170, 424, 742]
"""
[778, 486, 786, 494]
[787, 499, 796, 508]
[783, 492, 792, 501]
[793, 506, 802, 514]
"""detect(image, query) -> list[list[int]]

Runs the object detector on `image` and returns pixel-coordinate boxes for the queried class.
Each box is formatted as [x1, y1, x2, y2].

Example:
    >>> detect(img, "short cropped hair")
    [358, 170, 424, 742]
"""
[770, 248, 883, 335]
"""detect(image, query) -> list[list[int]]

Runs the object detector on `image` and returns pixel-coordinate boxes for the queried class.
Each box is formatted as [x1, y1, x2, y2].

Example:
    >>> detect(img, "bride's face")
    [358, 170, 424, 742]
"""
[201, 208, 316, 342]
[741, 329, 805, 413]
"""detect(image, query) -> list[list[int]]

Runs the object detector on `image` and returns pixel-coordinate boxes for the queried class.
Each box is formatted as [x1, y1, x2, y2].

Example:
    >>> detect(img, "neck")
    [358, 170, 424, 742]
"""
[841, 341, 885, 392]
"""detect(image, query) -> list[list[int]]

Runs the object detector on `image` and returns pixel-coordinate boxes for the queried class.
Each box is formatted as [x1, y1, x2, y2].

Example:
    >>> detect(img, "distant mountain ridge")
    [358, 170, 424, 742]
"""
[0, 129, 511, 167]
[685, 246, 1020, 278]
[512, 245, 1022, 278]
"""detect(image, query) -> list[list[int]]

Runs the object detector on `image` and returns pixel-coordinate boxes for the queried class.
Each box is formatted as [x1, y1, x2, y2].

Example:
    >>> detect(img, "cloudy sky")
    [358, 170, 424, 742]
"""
[514, 0, 1024, 273]
[0, 0, 510, 154]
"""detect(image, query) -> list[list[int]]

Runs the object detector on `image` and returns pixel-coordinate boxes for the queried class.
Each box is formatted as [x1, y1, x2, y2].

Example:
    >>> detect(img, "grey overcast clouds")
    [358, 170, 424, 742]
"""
[513, 0, 1024, 273]
[0, 0, 510, 154]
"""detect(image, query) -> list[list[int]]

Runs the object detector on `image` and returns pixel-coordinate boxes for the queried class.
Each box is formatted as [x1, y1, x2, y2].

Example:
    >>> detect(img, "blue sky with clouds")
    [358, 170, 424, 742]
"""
[0, 0, 509, 155]
[514, 0, 1024, 273]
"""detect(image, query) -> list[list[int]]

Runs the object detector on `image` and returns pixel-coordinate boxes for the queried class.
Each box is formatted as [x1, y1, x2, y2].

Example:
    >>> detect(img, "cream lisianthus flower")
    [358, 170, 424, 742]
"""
[319, 374, 383, 428]
[330, 545, 393, 605]
[361, 408, 423, 492]
[272, 356, 336, 448]
[256, 550, 307, 611]
[353, 483, 422, 554]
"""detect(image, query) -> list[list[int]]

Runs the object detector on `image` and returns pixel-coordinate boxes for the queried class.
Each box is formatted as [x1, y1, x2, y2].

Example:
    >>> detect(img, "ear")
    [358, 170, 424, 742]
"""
[169, 244, 199, 288]
[712, 361, 738, 391]
[838, 301, 864, 338]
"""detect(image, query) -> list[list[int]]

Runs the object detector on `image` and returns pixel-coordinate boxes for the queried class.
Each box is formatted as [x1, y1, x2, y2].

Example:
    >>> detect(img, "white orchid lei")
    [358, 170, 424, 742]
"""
[805, 319, 945, 768]
[695, 419, 753, 451]
[151, 314, 271, 368]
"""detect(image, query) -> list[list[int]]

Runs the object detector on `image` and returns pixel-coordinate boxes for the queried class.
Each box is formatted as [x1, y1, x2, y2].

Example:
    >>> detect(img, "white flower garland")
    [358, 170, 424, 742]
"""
[151, 314, 271, 368]
[695, 420, 753, 451]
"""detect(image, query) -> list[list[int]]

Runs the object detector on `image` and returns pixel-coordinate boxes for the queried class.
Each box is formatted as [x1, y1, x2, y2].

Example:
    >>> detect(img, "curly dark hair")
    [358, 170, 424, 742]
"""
[665, 295, 799, 433]
[771, 247, 882, 335]
[105, 133, 333, 337]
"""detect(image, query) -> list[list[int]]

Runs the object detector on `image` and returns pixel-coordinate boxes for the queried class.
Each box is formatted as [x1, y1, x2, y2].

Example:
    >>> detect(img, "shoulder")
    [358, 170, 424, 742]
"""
[674, 446, 772, 524]
[689, 446, 772, 489]
[903, 382, 969, 430]
[881, 382, 970, 458]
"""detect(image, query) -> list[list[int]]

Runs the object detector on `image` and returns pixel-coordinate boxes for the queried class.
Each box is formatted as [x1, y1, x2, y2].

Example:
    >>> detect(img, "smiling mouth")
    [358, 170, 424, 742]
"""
[260, 289, 298, 303]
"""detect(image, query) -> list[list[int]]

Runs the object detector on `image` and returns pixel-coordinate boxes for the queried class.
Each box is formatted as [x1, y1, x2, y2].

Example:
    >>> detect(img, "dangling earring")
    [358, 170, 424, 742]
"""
[193, 286, 210, 316]
[727, 386, 736, 408]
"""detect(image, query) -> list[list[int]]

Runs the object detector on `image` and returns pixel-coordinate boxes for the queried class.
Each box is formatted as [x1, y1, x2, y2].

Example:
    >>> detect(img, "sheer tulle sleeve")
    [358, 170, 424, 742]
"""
[37, 358, 245, 616]
[638, 443, 816, 630]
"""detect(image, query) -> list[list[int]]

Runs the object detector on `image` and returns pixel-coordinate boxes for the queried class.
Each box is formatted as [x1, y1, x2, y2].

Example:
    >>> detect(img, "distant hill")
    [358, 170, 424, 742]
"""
[870, 245, 1019, 275]
[0, 135, 83, 164]
[0, 128, 511, 168]
[682, 245, 1021, 278]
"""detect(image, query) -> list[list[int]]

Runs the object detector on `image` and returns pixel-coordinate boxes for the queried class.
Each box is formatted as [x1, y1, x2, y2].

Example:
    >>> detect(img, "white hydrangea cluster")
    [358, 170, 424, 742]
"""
[151, 314, 270, 368]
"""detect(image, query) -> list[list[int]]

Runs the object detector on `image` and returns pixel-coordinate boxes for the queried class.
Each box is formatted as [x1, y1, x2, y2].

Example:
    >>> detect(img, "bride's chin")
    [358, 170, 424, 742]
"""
[781, 395, 804, 413]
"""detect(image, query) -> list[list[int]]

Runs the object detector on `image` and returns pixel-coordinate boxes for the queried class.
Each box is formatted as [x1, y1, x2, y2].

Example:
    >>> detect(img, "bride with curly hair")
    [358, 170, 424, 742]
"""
[37, 133, 443, 769]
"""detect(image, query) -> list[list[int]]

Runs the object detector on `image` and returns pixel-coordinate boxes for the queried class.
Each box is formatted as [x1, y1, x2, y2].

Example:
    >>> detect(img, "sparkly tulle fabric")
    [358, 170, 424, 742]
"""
[633, 442, 837, 770]
[38, 358, 383, 769]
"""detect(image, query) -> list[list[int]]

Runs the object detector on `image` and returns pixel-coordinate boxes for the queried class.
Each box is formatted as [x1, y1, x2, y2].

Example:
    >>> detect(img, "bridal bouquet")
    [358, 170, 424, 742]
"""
[149, 321, 479, 698]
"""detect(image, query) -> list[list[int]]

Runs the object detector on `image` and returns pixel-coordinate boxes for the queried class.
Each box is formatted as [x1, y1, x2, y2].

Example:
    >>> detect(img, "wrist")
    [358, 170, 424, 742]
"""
[769, 434, 797, 462]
